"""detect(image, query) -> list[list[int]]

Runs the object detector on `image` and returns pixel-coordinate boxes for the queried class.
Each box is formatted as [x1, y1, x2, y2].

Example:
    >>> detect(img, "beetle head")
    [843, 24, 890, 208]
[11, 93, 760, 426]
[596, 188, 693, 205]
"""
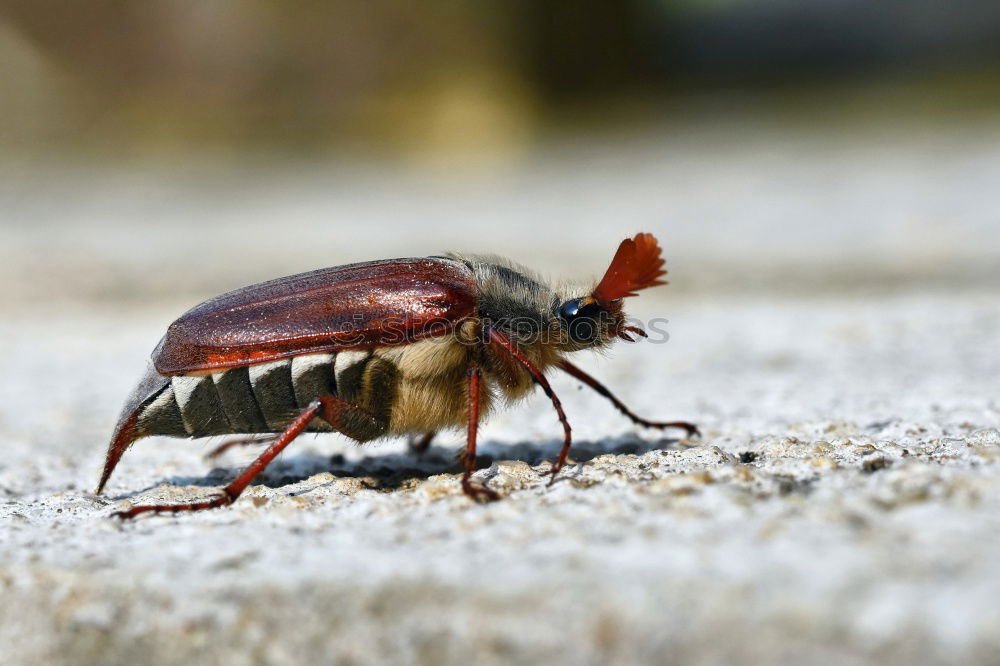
[554, 232, 666, 351]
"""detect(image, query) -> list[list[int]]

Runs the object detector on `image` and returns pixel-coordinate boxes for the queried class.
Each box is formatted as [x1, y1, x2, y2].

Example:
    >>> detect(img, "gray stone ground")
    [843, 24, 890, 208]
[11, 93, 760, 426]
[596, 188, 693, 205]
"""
[1, 121, 999, 665]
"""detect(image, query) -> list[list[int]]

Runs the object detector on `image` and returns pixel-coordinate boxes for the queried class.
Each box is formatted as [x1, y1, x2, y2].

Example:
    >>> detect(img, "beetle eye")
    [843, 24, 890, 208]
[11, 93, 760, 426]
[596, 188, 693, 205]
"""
[558, 299, 604, 344]
[559, 299, 582, 319]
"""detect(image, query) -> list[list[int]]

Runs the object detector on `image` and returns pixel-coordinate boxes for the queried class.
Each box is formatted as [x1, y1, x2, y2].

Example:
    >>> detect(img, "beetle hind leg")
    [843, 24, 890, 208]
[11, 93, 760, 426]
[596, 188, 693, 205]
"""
[113, 395, 387, 519]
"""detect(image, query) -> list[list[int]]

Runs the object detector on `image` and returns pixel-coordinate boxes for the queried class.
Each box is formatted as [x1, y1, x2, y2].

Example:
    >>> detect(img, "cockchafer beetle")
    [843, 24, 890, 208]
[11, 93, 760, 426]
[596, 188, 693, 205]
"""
[99, 232, 698, 518]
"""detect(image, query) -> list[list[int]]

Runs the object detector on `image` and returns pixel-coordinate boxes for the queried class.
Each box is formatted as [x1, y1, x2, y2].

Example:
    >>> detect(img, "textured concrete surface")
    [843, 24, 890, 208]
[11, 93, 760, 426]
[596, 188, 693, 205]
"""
[2, 122, 999, 665]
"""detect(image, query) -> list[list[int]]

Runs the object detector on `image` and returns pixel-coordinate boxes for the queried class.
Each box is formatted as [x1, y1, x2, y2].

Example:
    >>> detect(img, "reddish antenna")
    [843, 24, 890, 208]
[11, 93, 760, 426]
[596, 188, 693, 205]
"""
[592, 232, 667, 304]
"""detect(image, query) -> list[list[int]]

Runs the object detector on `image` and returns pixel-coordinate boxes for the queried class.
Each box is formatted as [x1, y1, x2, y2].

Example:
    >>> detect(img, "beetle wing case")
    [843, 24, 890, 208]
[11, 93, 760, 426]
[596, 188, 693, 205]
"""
[154, 257, 477, 374]
[98, 257, 478, 495]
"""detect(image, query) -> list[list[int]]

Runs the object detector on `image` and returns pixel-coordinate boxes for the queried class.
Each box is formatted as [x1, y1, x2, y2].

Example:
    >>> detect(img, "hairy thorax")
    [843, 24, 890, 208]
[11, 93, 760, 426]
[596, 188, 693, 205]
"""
[379, 323, 564, 434]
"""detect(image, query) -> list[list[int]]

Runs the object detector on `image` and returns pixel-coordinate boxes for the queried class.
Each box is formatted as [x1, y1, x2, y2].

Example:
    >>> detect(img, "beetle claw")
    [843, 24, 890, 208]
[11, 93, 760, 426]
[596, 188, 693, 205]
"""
[461, 478, 500, 503]
[111, 491, 232, 520]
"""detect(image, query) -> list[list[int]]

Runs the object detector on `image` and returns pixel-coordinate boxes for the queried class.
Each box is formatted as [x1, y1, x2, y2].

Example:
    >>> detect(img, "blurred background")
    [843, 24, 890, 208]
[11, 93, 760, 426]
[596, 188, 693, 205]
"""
[1, 0, 999, 308]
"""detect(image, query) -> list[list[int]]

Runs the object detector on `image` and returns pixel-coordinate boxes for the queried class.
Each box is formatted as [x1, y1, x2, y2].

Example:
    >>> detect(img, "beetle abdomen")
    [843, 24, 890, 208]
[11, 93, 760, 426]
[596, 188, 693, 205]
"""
[134, 353, 350, 439]
[100, 350, 395, 493]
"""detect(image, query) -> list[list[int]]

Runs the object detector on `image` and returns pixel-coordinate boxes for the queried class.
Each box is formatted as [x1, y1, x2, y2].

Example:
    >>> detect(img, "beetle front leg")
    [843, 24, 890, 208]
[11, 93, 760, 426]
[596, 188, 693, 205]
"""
[461, 367, 499, 503]
[487, 328, 573, 486]
[557, 359, 700, 438]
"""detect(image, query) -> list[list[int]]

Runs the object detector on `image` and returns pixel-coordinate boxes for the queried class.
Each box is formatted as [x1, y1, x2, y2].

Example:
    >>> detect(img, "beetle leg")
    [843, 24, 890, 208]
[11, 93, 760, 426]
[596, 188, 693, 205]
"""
[486, 328, 573, 486]
[461, 367, 499, 502]
[113, 395, 386, 519]
[556, 360, 700, 438]
[112, 400, 323, 519]
[407, 431, 436, 456]
[204, 435, 278, 460]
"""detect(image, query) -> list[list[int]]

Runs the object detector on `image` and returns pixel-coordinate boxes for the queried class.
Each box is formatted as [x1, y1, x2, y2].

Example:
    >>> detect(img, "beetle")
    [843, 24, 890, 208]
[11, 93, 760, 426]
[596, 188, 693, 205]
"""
[98, 232, 698, 518]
